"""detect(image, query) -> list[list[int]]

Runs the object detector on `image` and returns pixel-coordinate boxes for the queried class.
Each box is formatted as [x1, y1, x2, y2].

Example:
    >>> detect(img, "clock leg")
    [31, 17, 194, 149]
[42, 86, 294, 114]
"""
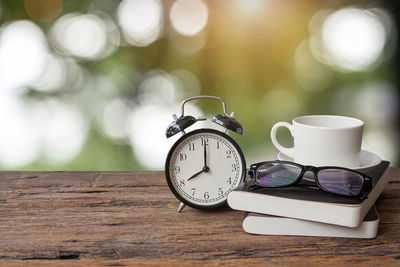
[178, 202, 186, 213]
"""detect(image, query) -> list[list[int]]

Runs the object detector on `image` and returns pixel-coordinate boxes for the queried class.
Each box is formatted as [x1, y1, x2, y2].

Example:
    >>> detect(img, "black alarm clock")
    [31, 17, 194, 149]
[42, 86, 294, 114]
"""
[165, 96, 246, 212]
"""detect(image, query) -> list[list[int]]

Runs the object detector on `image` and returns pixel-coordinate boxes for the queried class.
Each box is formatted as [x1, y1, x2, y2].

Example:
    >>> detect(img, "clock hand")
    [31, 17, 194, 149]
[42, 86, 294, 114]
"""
[188, 144, 210, 182]
[187, 165, 210, 181]
[187, 169, 204, 181]
[203, 143, 207, 168]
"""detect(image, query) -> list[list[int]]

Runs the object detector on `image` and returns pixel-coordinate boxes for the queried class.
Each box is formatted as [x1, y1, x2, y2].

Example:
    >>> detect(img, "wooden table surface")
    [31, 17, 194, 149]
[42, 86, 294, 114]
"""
[0, 168, 399, 266]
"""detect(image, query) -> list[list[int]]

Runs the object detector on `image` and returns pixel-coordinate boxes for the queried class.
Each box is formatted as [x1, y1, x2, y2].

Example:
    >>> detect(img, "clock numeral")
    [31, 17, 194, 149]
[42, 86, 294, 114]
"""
[179, 179, 185, 187]
[201, 138, 209, 146]
[226, 150, 232, 158]
[188, 143, 195, 151]
[232, 163, 238, 172]
[179, 153, 187, 161]
[204, 192, 210, 199]
[191, 188, 196, 196]
[218, 187, 223, 196]
[216, 141, 220, 149]
[227, 177, 232, 184]
[174, 166, 180, 174]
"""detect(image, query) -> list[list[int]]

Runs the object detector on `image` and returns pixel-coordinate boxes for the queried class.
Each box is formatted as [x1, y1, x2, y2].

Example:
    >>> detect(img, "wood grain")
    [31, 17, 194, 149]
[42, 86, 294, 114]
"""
[0, 169, 399, 266]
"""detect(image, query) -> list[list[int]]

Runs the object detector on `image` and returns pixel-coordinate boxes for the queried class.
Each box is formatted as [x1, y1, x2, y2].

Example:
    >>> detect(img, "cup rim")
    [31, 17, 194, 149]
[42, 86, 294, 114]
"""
[293, 115, 364, 130]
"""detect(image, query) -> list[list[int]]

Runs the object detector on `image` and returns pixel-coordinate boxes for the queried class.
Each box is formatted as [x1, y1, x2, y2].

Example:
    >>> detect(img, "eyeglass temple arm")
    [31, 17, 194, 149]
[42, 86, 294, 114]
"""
[359, 176, 373, 200]
[365, 176, 374, 188]
[248, 168, 256, 179]
[180, 96, 230, 117]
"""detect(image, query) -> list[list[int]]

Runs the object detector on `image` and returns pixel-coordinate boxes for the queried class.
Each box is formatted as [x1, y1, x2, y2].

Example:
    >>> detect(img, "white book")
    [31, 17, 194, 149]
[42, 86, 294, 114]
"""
[243, 206, 379, 239]
[228, 161, 390, 227]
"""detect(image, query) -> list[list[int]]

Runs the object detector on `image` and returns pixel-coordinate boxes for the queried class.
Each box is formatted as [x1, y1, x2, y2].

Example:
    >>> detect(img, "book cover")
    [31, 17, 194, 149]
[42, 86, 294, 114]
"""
[243, 206, 379, 239]
[228, 161, 390, 227]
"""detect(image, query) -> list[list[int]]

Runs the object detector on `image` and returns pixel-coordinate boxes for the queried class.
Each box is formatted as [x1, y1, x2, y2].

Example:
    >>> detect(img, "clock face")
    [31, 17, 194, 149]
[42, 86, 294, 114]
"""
[165, 128, 246, 209]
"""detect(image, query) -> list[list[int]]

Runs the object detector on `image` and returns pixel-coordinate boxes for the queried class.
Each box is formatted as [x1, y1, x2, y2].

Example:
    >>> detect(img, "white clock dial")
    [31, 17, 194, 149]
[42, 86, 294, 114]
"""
[166, 129, 245, 208]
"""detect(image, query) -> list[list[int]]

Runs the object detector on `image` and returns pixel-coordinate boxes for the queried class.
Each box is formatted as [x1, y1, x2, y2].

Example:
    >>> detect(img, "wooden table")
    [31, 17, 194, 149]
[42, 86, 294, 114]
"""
[0, 169, 399, 266]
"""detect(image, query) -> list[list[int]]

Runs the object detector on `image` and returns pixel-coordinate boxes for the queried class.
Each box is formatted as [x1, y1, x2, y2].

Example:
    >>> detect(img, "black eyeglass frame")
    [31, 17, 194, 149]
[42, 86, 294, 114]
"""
[248, 160, 373, 200]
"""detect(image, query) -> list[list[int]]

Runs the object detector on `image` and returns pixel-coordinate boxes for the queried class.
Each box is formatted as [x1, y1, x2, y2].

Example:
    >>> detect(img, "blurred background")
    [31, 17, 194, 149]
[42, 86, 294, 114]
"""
[0, 0, 398, 170]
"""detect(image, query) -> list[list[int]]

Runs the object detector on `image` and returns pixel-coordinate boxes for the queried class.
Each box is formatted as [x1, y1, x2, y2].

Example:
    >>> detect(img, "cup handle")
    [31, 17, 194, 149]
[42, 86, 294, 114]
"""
[270, 122, 295, 158]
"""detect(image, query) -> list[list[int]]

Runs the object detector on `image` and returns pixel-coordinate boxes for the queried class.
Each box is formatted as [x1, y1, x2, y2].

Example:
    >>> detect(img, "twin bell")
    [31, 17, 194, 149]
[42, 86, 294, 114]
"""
[165, 96, 244, 138]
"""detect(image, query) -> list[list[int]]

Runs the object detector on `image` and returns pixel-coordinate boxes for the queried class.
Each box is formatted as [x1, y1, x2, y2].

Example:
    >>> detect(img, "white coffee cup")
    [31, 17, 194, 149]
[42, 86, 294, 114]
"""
[270, 115, 364, 168]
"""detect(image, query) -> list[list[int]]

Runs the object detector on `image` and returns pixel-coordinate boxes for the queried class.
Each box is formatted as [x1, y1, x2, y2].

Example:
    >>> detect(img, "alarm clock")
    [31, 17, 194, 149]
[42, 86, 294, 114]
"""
[165, 96, 246, 212]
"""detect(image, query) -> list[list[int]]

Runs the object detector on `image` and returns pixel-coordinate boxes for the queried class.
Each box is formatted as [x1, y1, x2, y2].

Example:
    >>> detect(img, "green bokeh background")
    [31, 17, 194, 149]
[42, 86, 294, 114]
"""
[0, 0, 398, 170]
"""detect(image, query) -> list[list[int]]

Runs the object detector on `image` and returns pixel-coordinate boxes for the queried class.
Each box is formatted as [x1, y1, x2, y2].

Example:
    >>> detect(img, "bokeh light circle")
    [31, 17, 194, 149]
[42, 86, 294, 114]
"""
[171, 69, 202, 98]
[127, 103, 203, 169]
[321, 8, 387, 71]
[117, 0, 163, 47]
[354, 82, 398, 124]
[50, 13, 117, 60]
[170, 0, 209, 36]
[0, 96, 41, 168]
[32, 53, 67, 92]
[0, 95, 89, 168]
[259, 88, 303, 122]
[24, 0, 63, 22]
[363, 128, 398, 163]
[294, 39, 334, 91]
[332, 81, 398, 126]
[32, 100, 89, 164]
[0, 20, 48, 91]
[102, 98, 131, 140]
[137, 69, 177, 105]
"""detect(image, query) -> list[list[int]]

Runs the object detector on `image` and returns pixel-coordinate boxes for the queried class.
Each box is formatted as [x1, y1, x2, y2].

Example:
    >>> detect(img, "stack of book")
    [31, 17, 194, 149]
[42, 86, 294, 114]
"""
[227, 161, 390, 238]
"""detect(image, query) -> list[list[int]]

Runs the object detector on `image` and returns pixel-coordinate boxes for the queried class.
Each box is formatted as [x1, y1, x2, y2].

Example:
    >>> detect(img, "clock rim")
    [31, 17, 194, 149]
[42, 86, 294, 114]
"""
[165, 128, 246, 210]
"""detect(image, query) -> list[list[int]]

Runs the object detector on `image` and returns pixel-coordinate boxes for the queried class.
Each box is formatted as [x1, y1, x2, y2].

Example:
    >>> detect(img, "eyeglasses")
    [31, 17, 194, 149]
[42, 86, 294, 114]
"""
[248, 161, 373, 199]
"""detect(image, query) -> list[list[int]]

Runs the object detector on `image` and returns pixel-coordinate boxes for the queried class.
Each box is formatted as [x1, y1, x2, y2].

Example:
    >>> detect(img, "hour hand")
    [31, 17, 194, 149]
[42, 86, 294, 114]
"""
[187, 169, 204, 181]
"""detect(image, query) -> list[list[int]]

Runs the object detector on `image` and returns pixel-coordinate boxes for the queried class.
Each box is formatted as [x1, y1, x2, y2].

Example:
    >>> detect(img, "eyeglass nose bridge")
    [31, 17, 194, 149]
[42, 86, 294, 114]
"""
[298, 165, 319, 183]
[303, 165, 318, 173]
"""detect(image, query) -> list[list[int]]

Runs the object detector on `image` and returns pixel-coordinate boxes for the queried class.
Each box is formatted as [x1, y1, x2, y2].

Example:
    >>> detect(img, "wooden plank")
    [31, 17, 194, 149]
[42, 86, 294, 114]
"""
[0, 169, 399, 265]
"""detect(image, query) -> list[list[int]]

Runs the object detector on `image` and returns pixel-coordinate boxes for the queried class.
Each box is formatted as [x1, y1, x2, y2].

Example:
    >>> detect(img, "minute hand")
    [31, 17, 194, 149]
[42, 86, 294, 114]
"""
[203, 143, 207, 167]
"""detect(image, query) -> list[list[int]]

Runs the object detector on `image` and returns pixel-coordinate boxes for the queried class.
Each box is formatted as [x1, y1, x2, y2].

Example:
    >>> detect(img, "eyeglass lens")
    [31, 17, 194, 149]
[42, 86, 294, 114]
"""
[256, 163, 302, 187]
[318, 169, 364, 196]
